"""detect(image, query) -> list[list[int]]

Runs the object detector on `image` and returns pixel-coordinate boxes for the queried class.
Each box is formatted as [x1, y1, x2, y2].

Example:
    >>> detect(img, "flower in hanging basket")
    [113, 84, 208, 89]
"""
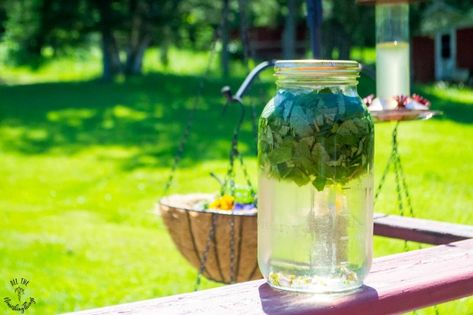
[234, 203, 256, 210]
[209, 195, 235, 210]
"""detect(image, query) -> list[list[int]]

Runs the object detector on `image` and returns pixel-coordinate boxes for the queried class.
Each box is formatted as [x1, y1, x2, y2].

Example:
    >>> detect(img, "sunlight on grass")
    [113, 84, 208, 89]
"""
[0, 47, 252, 85]
[1, 49, 102, 84]
[422, 83, 473, 105]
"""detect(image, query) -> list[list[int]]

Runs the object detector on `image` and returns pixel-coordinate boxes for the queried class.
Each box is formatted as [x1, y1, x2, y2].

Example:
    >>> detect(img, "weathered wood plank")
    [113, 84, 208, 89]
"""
[373, 213, 473, 245]
[64, 239, 473, 315]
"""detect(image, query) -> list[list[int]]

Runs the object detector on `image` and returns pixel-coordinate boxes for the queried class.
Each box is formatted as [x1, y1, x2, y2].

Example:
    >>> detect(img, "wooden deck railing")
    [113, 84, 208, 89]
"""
[64, 214, 473, 315]
[373, 213, 473, 245]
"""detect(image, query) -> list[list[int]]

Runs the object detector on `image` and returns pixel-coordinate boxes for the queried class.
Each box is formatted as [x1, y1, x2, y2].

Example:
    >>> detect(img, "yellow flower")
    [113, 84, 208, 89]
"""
[209, 195, 234, 210]
[209, 199, 221, 209]
[220, 195, 234, 210]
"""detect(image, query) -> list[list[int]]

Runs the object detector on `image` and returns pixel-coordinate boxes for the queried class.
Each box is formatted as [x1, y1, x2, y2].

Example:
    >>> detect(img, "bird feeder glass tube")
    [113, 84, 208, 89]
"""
[375, 3, 410, 108]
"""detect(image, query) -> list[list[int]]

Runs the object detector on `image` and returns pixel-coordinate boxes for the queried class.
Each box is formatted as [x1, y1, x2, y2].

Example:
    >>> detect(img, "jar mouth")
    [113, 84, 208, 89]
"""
[275, 59, 361, 87]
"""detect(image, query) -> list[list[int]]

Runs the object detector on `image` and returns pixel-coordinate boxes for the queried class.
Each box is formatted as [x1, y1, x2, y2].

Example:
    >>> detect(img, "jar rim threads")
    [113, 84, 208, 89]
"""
[275, 59, 361, 87]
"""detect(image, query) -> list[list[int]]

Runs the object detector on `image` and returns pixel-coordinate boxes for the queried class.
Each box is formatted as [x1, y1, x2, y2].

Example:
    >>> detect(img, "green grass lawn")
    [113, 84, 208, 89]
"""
[1, 50, 473, 314]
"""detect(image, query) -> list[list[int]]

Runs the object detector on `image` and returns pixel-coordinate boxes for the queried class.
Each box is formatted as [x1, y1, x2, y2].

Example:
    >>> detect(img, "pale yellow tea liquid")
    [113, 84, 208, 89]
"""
[258, 174, 373, 293]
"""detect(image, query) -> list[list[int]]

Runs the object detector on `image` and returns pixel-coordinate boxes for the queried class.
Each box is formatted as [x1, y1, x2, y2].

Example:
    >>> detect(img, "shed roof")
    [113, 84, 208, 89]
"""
[420, 0, 473, 34]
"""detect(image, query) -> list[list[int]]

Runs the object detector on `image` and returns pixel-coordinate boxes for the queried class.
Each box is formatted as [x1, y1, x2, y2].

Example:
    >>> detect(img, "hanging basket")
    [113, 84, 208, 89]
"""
[158, 193, 261, 284]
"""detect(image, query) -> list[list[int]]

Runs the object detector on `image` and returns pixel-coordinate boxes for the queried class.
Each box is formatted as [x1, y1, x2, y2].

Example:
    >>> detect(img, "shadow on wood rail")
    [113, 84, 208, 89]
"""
[63, 214, 473, 315]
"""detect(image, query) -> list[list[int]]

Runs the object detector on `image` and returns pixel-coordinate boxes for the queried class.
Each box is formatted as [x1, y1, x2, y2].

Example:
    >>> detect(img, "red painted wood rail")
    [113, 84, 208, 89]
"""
[65, 239, 473, 315]
[373, 213, 473, 245]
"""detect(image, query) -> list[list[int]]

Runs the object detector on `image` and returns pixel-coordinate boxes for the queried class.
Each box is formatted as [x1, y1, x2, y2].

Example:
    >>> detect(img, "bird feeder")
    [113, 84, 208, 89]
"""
[359, 0, 413, 109]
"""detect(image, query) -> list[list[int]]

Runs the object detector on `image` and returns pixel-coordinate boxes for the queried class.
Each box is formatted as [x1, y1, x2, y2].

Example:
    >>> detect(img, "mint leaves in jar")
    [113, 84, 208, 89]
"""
[258, 88, 374, 191]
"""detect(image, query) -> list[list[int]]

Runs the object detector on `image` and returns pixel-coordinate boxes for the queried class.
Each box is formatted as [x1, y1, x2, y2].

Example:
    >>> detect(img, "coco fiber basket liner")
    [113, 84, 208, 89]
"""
[159, 193, 261, 284]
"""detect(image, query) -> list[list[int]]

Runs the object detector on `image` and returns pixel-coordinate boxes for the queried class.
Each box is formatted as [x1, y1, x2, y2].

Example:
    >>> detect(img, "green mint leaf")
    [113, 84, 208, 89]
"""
[259, 89, 374, 191]
[267, 139, 292, 164]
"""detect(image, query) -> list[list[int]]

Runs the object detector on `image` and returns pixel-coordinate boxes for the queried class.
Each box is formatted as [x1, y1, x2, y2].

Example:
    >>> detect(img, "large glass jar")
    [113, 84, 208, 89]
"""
[258, 60, 374, 293]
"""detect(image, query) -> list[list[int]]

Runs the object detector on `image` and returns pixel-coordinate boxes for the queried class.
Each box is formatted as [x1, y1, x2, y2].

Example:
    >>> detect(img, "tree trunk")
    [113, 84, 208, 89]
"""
[338, 30, 351, 60]
[30, 0, 54, 57]
[102, 34, 121, 80]
[283, 0, 297, 59]
[221, 0, 230, 78]
[237, 0, 251, 60]
[306, 0, 323, 58]
[124, 0, 150, 76]
[125, 35, 151, 75]
[160, 27, 170, 67]
[97, 0, 121, 80]
[160, 41, 169, 68]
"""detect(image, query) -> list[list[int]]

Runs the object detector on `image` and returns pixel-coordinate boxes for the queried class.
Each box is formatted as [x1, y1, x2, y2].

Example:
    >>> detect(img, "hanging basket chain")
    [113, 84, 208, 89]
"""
[194, 213, 218, 291]
[395, 152, 415, 218]
[220, 98, 259, 285]
[163, 108, 194, 195]
[221, 133, 237, 197]
[165, 1, 270, 291]
[374, 123, 401, 203]
[374, 151, 394, 202]
[221, 101, 246, 197]
[241, 81, 267, 156]
[392, 124, 420, 252]
[229, 213, 236, 283]
[194, 71, 256, 290]
[192, 10, 272, 290]
[176, 3, 268, 287]
[220, 101, 246, 285]
[160, 12, 239, 290]
[390, 122, 416, 219]
[392, 125, 405, 217]
[237, 0, 260, 154]
[162, 19, 222, 196]
[250, 101, 258, 154]
[194, 94, 241, 290]
[236, 148, 256, 196]
[374, 121, 420, 252]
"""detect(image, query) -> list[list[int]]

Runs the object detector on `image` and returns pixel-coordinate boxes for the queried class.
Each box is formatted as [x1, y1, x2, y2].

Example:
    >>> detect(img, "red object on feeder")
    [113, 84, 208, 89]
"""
[363, 94, 375, 107]
[411, 94, 431, 107]
[393, 95, 409, 109]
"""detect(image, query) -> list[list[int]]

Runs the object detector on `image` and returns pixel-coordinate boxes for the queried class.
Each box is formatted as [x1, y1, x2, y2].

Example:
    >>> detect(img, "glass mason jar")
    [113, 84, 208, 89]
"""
[258, 60, 374, 293]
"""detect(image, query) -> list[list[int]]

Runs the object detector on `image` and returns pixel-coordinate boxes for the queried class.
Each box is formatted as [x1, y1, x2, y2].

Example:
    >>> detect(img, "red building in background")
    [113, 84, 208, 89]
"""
[413, 1, 473, 82]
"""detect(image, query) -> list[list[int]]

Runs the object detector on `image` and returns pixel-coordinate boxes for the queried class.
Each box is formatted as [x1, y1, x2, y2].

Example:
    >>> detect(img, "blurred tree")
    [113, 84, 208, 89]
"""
[237, 0, 250, 61]
[95, 0, 122, 79]
[1, 0, 183, 78]
[93, 0, 183, 77]
[444, 0, 473, 11]
[221, 0, 230, 77]
[2, 0, 467, 77]
[322, 0, 374, 60]
[2, 0, 92, 66]
[0, 3, 6, 40]
[177, 0, 221, 50]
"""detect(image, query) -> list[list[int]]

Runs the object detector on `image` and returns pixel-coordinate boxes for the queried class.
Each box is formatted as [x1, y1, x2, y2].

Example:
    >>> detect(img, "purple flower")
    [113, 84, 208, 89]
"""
[234, 203, 256, 210]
